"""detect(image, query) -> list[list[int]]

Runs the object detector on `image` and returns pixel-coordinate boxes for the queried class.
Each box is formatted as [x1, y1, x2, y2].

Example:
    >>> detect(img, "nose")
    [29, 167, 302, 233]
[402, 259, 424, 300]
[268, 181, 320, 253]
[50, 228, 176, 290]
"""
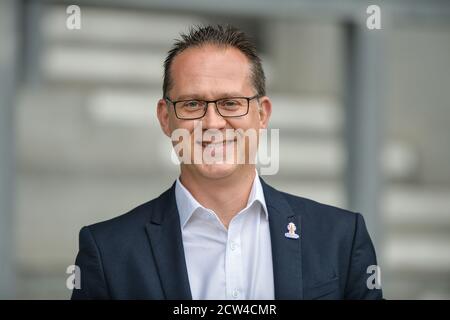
[201, 102, 226, 129]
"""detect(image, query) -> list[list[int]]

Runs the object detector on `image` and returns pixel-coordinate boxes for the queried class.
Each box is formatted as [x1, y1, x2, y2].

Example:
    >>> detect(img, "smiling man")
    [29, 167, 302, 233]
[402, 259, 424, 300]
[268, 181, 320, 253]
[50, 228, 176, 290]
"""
[71, 25, 382, 300]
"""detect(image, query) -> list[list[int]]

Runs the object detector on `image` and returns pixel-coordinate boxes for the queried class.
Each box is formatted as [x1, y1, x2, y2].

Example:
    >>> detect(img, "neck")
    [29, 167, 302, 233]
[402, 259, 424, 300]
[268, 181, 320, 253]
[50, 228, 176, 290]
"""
[179, 165, 256, 229]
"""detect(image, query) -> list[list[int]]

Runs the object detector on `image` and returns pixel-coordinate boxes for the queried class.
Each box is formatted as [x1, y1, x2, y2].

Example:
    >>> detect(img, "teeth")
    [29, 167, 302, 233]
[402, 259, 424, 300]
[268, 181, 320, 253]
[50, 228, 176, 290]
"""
[200, 140, 234, 146]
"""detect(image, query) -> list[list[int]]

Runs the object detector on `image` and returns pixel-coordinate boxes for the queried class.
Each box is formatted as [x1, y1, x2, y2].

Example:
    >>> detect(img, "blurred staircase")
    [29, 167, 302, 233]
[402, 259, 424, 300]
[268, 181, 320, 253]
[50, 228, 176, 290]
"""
[15, 4, 450, 299]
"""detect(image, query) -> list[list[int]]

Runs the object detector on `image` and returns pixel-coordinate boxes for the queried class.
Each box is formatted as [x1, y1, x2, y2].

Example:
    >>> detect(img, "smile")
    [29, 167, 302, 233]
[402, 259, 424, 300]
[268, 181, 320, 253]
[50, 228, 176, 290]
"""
[197, 140, 236, 148]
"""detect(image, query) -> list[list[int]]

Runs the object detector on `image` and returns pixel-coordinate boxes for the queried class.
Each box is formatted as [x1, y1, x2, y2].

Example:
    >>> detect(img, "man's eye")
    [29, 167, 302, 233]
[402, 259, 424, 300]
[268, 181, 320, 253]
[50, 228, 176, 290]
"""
[183, 101, 201, 108]
[220, 100, 240, 108]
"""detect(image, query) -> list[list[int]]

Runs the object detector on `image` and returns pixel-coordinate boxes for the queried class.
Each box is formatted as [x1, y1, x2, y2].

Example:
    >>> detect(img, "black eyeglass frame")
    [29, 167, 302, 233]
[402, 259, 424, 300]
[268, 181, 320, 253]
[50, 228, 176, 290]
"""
[164, 94, 260, 120]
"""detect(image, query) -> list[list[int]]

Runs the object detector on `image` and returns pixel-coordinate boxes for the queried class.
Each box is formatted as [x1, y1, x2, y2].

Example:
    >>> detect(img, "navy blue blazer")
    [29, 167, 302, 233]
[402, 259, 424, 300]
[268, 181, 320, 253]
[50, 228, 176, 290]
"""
[71, 178, 382, 300]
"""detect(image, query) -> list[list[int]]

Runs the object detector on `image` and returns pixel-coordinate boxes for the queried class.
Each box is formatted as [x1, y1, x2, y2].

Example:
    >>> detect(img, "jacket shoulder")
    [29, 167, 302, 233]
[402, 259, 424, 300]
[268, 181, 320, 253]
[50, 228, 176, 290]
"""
[82, 184, 174, 241]
[278, 189, 361, 227]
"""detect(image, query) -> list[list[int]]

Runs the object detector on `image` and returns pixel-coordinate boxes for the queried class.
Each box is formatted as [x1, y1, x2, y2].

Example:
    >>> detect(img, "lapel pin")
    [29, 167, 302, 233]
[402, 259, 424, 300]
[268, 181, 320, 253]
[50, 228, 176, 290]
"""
[284, 222, 299, 239]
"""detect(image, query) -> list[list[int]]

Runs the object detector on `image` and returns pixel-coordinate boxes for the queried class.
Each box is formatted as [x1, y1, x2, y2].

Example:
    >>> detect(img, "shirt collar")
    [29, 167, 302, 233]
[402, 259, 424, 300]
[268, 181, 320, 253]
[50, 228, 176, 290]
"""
[175, 170, 268, 229]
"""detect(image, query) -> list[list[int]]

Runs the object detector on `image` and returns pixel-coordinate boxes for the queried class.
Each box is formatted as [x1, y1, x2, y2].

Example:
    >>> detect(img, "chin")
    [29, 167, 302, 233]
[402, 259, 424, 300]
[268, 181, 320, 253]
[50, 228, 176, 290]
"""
[194, 163, 240, 180]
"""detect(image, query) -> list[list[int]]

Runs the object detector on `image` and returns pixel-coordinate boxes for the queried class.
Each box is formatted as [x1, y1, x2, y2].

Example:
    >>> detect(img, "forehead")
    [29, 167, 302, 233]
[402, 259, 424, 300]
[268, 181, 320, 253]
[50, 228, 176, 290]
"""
[169, 45, 253, 98]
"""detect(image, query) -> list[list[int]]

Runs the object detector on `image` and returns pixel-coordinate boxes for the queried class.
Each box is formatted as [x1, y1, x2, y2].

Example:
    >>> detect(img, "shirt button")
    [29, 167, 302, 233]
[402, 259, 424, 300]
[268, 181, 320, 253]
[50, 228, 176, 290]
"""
[232, 289, 240, 298]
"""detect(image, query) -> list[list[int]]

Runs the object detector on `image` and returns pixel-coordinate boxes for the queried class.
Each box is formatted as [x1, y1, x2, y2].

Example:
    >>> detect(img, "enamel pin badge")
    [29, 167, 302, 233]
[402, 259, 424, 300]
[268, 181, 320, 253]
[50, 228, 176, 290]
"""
[284, 222, 300, 239]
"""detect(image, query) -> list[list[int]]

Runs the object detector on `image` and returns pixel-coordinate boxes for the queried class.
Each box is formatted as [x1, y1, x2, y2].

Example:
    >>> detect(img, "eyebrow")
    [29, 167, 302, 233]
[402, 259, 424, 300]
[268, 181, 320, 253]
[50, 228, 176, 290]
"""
[174, 93, 248, 101]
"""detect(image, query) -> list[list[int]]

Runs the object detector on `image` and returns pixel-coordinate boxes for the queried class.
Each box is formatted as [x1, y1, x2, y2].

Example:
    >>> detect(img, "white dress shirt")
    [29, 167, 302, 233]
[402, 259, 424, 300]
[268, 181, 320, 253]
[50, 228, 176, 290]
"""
[175, 173, 275, 300]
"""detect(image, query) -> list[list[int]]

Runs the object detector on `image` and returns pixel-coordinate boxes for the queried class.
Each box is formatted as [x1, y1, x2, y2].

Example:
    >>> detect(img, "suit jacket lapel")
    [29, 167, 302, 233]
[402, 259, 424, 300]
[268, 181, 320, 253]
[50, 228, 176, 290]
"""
[144, 178, 303, 300]
[261, 178, 304, 300]
[145, 183, 192, 300]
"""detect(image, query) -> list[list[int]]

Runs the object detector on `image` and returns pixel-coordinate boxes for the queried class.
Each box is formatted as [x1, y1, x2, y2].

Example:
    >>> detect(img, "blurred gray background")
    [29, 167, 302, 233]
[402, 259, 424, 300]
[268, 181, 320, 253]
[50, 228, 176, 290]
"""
[1, 0, 450, 299]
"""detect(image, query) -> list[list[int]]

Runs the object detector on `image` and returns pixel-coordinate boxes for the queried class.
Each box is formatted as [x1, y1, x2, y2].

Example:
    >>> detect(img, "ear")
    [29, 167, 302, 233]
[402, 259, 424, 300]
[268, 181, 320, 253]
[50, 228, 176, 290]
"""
[157, 99, 172, 137]
[257, 96, 272, 129]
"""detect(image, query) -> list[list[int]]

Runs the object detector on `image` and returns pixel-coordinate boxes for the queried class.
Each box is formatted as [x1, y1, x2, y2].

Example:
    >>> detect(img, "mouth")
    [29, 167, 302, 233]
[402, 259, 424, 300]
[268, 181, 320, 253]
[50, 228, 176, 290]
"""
[195, 140, 237, 160]
[196, 139, 236, 148]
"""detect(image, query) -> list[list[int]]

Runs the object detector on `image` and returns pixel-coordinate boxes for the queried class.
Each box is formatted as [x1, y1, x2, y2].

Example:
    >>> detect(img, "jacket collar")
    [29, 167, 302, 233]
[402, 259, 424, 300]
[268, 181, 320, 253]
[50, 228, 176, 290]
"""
[145, 182, 192, 299]
[175, 172, 268, 229]
[259, 177, 304, 299]
[145, 177, 304, 300]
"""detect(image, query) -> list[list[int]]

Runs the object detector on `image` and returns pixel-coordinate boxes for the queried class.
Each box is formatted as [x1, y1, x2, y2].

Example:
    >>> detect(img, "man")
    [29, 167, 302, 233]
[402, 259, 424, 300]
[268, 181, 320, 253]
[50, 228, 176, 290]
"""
[71, 25, 382, 300]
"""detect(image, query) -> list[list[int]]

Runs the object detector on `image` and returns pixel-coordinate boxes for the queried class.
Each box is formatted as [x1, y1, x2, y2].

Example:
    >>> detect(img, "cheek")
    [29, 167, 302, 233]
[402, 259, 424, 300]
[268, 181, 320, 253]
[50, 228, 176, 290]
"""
[234, 115, 260, 132]
[227, 111, 260, 130]
[168, 114, 194, 133]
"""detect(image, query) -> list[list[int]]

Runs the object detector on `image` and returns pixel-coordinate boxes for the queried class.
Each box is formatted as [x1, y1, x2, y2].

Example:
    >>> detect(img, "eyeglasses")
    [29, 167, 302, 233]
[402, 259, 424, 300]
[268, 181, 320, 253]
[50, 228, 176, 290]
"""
[164, 95, 260, 120]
